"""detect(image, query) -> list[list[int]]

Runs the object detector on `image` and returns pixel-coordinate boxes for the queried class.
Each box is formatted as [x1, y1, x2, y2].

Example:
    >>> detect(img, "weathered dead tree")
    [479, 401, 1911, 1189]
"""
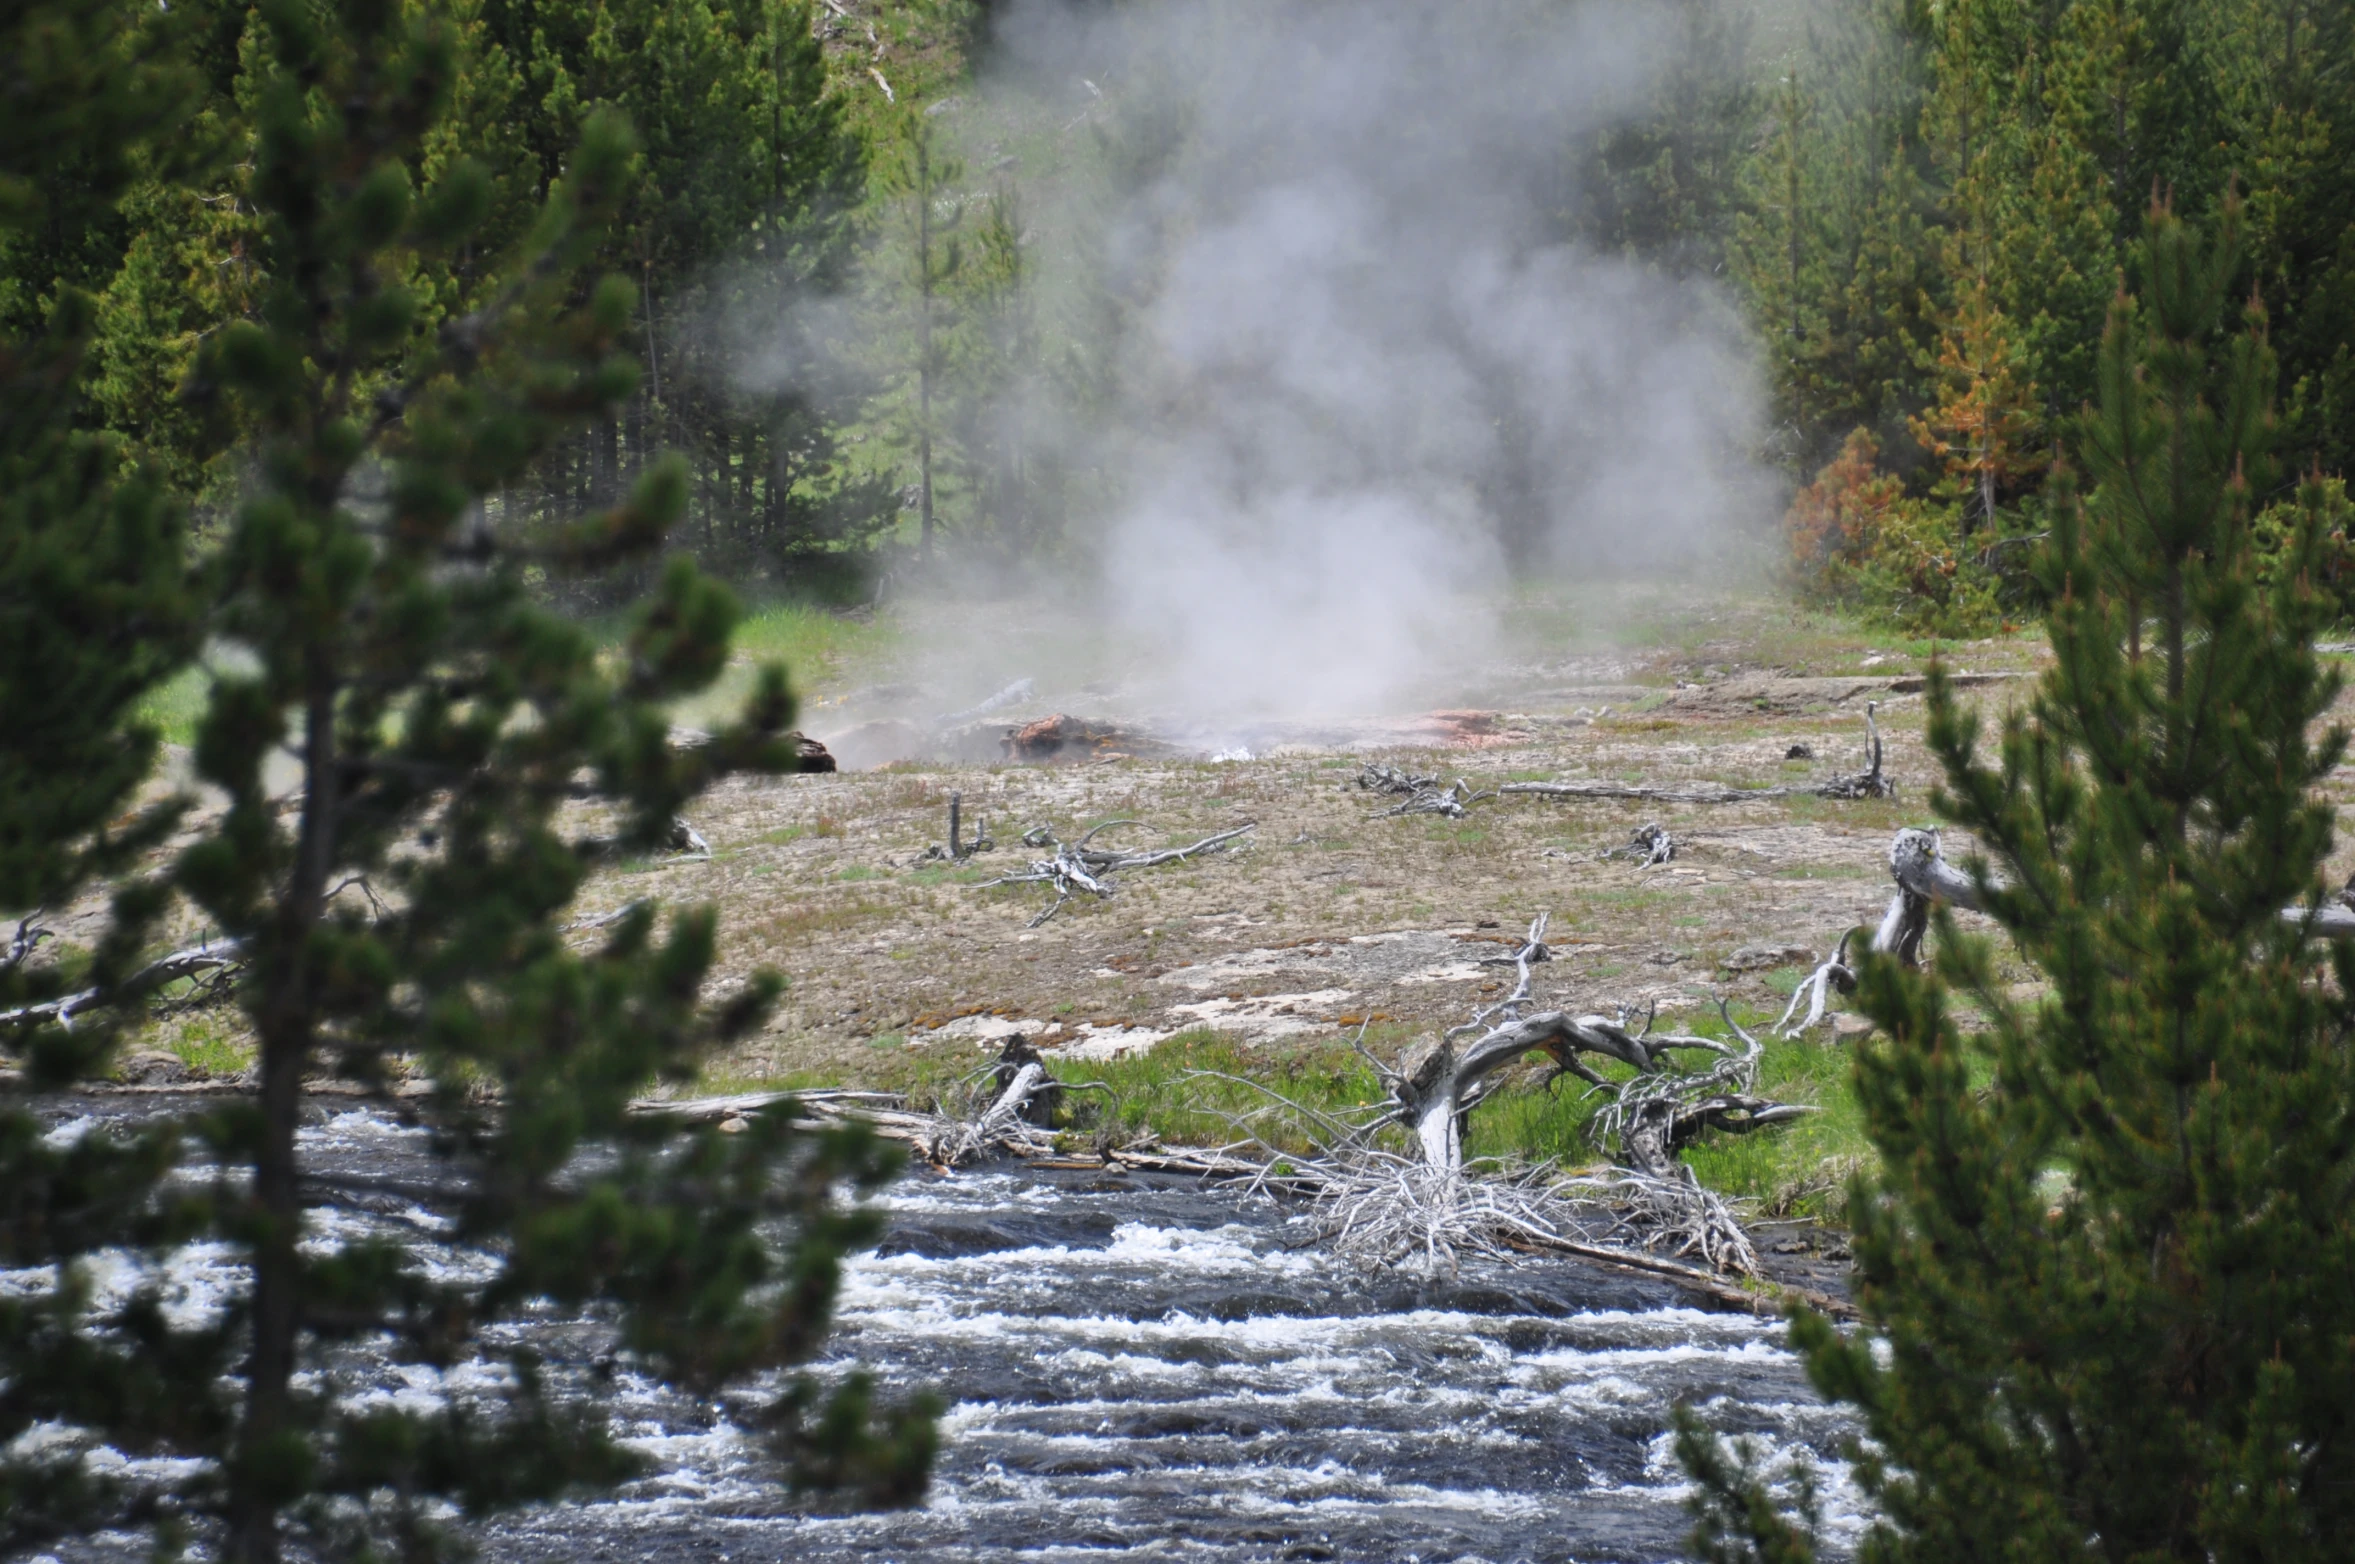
[919, 791, 996, 862]
[1358, 762, 1438, 796]
[984, 819, 1254, 925]
[1767, 823, 2355, 1040]
[1774, 929, 1860, 1038]
[1870, 825, 2355, 967]
[1357, 763, 1496, 819]
[1368, 918, 1760, 1170]
[1170, 916, 1812, 1276]
[1502, 702, 1894, 806]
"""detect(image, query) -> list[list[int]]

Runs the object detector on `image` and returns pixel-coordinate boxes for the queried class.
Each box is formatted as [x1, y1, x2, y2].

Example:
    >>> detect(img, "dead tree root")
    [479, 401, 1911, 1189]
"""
[1358, 764, 1494, 819]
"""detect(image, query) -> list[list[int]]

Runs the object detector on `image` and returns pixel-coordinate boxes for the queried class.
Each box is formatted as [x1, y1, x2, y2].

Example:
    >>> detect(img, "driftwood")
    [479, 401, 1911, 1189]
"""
[1768, 824, 2355, 1039]
[0, 938, 246, 1031]
[631, 1065, 1847, 1310]
[983, 820, 1253, 926]
[1155, 915, 1812, 1276]
[1358, 763, 1494, 820]
[1600, 822, 1675, 866]
[1773, 929, 1859, 1038]
[1502, 702, 1894, 806]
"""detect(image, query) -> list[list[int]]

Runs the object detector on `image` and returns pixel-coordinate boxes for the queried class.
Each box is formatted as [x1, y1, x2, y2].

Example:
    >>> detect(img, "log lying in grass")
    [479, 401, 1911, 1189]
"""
[0, 939, 246, 1031]
[1502, 702, 1894, 806]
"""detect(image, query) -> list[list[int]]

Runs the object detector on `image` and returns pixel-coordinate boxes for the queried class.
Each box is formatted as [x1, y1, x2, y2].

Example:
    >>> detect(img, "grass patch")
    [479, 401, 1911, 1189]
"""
[862, 1010, 1880, 1223]
[137, 667, 212, 749]
[884, 1030, 1390, 1156]
[153, 1013, 255, 1078]
[589, 598, 897, 729]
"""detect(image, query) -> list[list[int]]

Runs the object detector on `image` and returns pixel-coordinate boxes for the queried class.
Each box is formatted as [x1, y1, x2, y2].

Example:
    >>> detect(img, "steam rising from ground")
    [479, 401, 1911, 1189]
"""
[979, 0, 1769, 722]
[741, 0, 1776, 733]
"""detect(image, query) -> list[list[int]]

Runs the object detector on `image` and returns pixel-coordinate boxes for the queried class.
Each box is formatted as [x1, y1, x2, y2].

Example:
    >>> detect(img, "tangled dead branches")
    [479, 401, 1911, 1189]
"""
[1169, 915, 1811, 1277]
[1357, 763, 1494, 819]
[1600, 822, 1675, 866]
[983, 820, 1254, 926]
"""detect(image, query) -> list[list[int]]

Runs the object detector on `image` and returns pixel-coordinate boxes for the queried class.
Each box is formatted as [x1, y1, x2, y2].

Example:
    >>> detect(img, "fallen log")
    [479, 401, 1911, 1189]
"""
[1502, 702, 1893, 806]
[0, 939, 246, 1031]
[1506, 1231, 1858, 1321]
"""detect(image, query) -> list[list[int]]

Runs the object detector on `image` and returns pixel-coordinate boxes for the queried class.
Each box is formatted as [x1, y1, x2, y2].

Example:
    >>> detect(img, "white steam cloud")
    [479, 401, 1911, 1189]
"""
[983, 0, 1770, 721]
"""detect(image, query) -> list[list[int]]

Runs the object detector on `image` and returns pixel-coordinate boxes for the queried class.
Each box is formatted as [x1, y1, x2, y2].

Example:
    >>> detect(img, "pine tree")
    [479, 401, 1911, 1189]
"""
[876, 105, 963, 560]
[1680, 196, 2355, 1564]
[1731, 0, 1942, 469]
[0, 0, 205, 978]
[1, 1, 931, 1557]
[1908, 274, 2044, 534]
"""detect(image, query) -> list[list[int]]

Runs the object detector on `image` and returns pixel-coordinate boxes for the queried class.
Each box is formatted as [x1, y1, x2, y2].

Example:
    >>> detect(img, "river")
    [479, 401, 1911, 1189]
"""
[19, 1104, 1862, 1564]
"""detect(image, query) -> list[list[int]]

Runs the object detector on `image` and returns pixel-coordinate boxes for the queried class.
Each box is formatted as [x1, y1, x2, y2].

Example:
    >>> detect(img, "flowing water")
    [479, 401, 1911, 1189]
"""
[18, 1105, 1862, 1564]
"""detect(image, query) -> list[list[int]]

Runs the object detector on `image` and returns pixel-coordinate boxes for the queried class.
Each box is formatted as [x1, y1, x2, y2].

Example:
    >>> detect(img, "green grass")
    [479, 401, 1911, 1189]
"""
[133, 597, 897, 753]
[666, 600, 899, 728]
[155, 1013, 255, 1078]
[137, 666, 213, 748]
[885, 1030, 1392, 1155]
[855, 1010, 1880, 1220]
[728, 600, 896, 683]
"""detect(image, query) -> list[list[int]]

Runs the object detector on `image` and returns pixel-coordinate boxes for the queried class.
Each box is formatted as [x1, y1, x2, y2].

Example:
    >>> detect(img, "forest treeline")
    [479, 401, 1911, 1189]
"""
[1662, 0, 2355, 630]
[4, 0, 2351, 613]
[3, 0, 952, 597]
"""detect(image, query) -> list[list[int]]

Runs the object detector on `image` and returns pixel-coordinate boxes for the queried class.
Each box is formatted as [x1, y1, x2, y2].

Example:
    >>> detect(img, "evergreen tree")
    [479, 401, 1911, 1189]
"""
[1680, 197, 2355, 1563]
[470, 0, 874, 573]
[0, 1, 930, 1557]
[1732, 0, 1941, 469]
[875, 105, 963, 560]
[1576, 0, 1757, 278]
[0, 0, 204, 964]
[1908, 273, 2044, 533]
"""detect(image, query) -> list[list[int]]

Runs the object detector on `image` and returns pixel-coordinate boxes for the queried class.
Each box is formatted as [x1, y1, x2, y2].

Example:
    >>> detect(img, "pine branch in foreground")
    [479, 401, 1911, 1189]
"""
[0, 2, 933, 1557]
